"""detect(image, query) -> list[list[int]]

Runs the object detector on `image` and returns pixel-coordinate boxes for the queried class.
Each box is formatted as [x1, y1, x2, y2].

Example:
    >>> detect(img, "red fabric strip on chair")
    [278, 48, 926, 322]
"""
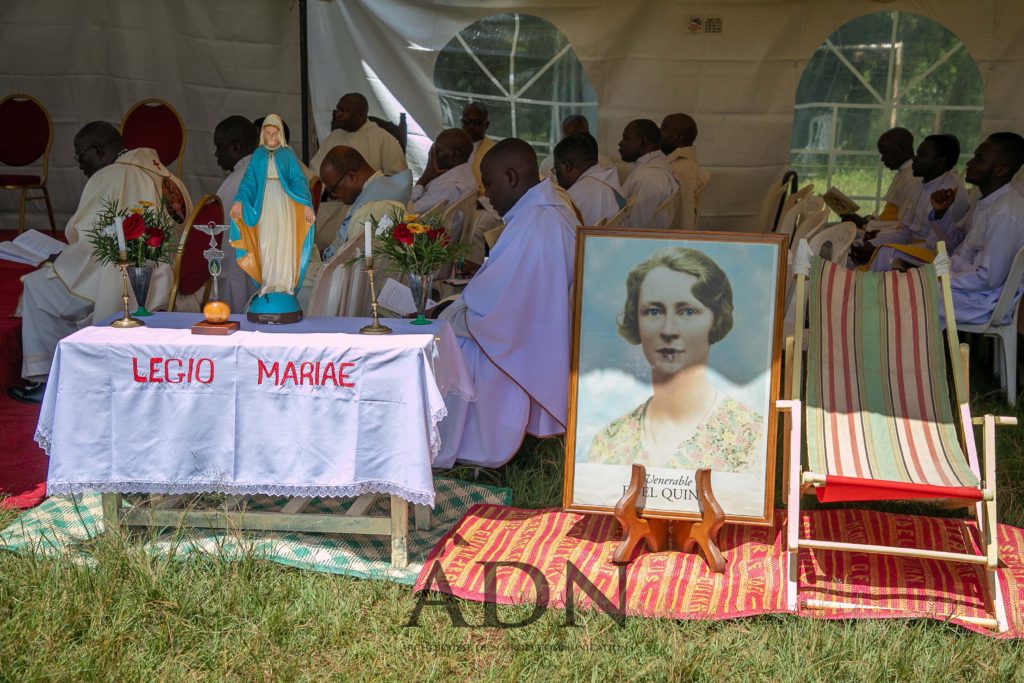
[816, 475, 984, 503]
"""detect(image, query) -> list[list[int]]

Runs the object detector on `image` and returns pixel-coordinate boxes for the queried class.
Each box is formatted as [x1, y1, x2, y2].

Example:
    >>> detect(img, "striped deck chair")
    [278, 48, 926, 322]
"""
[777, 240, 1016, 631]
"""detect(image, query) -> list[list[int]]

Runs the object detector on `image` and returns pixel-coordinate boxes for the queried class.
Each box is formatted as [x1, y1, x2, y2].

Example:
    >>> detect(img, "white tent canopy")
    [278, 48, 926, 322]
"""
[3, 0, 1023, 231]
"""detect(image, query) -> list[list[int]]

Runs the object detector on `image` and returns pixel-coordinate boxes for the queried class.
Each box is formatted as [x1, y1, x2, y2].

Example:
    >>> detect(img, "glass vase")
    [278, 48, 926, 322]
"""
[126, 264, 153, 317]
[408, 272, 434, 325]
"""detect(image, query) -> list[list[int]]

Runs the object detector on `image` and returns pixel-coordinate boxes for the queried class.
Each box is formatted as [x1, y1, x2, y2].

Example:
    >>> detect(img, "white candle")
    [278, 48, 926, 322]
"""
[114, 216, 126, 254]
[364, 220, 372, 260]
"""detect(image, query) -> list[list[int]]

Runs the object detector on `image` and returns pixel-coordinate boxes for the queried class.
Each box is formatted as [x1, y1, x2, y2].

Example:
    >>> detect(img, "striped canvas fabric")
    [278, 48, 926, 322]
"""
[804, 257, 979, 495]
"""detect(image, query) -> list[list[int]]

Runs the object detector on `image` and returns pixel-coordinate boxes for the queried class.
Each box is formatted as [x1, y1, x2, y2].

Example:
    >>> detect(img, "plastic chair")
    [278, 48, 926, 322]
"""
[597, 195, 635, 228]
[168, 194, 224, 311]
[779, 242, 1014, 631]
[444, 190, 478, 246]
[693, 170, 710, 227]
[777, 195, 825, 248]
[806, 221, 856, 265]
[789, 205, 830, 252]
[308, 238, 362, 317]
[777, 183, 815, 232]
[651, 189, 679, 229]
[121, 99, 186, 177]
[0, 94, 56, 233]
[959, 246, 1024, 406]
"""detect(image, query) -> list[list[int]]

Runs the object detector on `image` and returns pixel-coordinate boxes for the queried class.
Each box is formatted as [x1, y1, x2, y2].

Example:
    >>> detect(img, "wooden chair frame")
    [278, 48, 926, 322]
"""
[168, 194, 222, 312]
[777, 241, 1015, 631]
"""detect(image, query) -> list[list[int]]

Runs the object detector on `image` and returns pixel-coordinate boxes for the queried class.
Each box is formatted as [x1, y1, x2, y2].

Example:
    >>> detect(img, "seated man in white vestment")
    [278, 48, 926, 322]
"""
[461, 102, 496, 196]
[929, 133, 1024, 325]
[12, 122, 192, 402]
[311, 93, 409, 251]
[539, 114, 612, 182]
[409, 128, 476, 231]
[841, 127, 917, 228]
[619, 119, 679, 229]
[554, 133, 625, 226]
[436, 138, 580, 468]
[211, 115, 259, 312]
[855, 134, 970, 270]
[660, 113, 708, 229]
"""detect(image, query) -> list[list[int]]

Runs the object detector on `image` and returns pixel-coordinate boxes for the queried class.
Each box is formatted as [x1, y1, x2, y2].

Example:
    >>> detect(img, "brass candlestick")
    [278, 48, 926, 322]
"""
[360, 256, 392, 335]
[111, 251, 144, 328]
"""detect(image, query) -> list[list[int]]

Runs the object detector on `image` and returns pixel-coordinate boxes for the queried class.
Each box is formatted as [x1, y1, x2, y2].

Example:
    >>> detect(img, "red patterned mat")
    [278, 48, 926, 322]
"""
[416, 505, 1023, 638]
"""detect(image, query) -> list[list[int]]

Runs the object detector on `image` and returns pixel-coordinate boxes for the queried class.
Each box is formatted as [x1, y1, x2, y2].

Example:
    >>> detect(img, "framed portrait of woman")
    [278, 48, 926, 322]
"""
[563, 229, 787, 525]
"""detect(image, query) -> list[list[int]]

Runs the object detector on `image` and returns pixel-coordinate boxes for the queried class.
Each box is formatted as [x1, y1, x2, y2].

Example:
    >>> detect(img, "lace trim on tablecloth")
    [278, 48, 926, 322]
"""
[46, 479, 436, 507]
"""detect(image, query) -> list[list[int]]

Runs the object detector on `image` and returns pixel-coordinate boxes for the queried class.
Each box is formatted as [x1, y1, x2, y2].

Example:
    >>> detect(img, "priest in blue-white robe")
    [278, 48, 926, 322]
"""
[437, 138, 580, 468]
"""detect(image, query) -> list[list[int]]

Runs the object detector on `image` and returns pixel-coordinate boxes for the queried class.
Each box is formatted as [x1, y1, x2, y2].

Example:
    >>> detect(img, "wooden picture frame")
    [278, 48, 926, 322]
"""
[562, 229, 788, 526]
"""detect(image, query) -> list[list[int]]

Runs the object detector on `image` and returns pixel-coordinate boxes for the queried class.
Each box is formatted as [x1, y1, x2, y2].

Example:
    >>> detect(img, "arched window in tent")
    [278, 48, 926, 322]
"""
[433, 13, 598, 159]
[790, 11, 983, 213]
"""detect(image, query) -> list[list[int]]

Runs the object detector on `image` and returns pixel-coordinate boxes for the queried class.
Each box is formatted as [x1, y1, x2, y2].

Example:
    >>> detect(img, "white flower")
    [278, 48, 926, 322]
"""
[102, 224, 116, 237]
[376, 214, 394, 235]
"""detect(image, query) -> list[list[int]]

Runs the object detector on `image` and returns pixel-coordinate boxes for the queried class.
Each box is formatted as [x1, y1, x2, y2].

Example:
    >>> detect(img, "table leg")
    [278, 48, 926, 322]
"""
[101, 492, 122, 533]
[390, 495, 409, 568]
[414, 503, 432, 531]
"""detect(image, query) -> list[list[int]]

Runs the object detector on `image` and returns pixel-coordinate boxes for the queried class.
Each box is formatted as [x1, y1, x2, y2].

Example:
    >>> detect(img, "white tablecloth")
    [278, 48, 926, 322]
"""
[38, 314, 475, 507]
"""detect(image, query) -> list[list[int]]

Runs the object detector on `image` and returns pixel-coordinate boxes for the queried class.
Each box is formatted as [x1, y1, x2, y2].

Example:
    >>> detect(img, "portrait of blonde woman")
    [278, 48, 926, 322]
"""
[587, 247, 762, 472]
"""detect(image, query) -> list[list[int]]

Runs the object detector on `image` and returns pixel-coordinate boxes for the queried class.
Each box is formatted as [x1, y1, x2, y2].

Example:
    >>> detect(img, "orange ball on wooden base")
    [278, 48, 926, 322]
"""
[203, 300, 231, 324]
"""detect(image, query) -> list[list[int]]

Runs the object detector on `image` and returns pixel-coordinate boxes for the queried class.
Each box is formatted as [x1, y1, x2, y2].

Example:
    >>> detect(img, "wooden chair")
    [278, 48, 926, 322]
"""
[959, 246, 1024, 406]
[598, 195, 635, 228]
[121, 99, 187, 177]
[778, 242, 1015, 631]
[168, 194, 224, 312]
[651, 190, 679, 229]
[806, 221, 856, 265]
[0, 94, 56, 233]
[308, 238, 362, 317]
[309, 175, 323, 215]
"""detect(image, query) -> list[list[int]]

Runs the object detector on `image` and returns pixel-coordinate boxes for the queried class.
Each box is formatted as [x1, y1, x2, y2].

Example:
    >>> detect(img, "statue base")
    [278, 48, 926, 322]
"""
[246, 292, 304, 325]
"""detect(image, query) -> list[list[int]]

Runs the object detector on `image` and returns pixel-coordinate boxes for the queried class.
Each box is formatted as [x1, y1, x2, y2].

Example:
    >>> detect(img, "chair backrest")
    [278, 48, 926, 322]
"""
[308, 238, 362, 317]
[763, 181, 789, 232]
[975, 245, 1024, 330]
[651, 190, 679, 229]
[778, 183, 815, 228]
[792, 241, 979, 489]
[444, 190, 478, 245]
[693, 170, 711, 226]
[121, 99, 186, 176]
[309, 176, 323, 215]
[599, 195, 636, 228]
[0, 94, 52, 179]
[790, 205, 830, 251]
[777, 195, 824, 244]
[806, 221, 856, 265]
[168, 194, 224, 310]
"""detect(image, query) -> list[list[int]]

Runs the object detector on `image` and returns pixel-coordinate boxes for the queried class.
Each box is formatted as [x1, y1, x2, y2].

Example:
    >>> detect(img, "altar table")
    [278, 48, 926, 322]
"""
[37, 313, 475, 567]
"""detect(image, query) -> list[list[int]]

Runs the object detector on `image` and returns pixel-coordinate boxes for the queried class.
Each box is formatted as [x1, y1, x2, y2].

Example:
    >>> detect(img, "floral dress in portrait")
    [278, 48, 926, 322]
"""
[587, 395, 762, 472]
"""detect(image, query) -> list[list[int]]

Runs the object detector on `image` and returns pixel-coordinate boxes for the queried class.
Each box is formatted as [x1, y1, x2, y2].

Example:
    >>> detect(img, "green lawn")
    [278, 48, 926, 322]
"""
[2, 358, 1024, 681]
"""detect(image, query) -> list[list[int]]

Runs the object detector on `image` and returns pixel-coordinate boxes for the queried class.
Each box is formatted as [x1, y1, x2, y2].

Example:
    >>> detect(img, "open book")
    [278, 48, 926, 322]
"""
[377, 277, 437, 316]
[0, 229, 66, 266]
[823, 187, 860, 216]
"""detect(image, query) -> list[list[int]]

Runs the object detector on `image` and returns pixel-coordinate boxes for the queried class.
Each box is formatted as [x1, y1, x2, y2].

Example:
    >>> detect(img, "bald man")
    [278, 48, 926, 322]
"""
[13, 122, 192, 402]
[538, 114, 612, 181]
[461, 102, 496, 194]
[660, 113, 707, 229]
[619, 119, 679, 228]
[409, 128, 476, 217]
[311, 93, 407, 175]
[844, 127, 917, 228]
[437, 138, 580, 468]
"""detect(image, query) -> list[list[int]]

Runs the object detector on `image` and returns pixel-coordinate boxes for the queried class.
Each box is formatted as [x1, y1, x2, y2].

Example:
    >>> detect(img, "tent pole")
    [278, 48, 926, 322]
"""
[299, 0, 310, 165]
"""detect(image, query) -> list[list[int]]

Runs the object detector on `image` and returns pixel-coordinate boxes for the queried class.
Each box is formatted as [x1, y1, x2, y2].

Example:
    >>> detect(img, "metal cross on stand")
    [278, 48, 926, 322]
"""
[195, 221, 231, 302]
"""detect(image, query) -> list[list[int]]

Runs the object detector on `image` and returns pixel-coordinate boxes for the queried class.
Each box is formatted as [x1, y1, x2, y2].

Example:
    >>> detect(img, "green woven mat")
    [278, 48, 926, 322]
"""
[0, 477, 510, 585]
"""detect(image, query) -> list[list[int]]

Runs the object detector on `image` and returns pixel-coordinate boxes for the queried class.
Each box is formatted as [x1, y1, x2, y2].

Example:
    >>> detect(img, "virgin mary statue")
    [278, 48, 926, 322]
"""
[230, 114, 316, 323]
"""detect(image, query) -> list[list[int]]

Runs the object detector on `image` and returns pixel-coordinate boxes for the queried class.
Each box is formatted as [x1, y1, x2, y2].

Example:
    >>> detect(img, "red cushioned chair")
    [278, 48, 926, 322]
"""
[168, 194, 224, 311]
[0, 94, 56, 233]
[120, 99, 186, 177]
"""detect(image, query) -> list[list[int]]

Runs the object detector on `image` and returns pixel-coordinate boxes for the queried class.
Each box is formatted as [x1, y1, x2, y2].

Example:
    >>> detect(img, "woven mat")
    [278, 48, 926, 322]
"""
[415, 505, 1024, 637]
[0, 478, 510, 585]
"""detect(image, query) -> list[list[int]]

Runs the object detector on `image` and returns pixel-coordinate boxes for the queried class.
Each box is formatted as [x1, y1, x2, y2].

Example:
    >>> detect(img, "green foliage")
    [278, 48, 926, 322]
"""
[86, 198, 178, 268]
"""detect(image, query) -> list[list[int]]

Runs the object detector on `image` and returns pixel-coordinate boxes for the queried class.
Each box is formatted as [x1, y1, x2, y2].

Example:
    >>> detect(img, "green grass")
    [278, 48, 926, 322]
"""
[2, 354, 1024, 681]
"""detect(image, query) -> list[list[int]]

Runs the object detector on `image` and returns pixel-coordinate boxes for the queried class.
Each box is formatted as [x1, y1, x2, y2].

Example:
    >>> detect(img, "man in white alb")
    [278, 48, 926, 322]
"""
[539, 114, 612, 182]
[619, 119, 679, 228]
[410, 129, 476, 214]
[553, 133, 625, 226]
[842, 127, 917, 229]
[659, 113, 708, 229]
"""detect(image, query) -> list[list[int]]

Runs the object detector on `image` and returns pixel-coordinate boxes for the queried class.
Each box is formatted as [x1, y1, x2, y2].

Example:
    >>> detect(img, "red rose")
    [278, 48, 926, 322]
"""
[122, 213, 145, 240]
[393, 224, 414, 246]
[145, 226, 164, 248]
[427, 227, 444, 241]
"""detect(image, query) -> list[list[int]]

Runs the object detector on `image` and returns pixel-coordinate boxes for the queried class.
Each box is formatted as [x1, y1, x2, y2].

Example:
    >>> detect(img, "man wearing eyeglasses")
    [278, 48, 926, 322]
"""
[461, 102, 495, 195]
[11, 122, 192, 403]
